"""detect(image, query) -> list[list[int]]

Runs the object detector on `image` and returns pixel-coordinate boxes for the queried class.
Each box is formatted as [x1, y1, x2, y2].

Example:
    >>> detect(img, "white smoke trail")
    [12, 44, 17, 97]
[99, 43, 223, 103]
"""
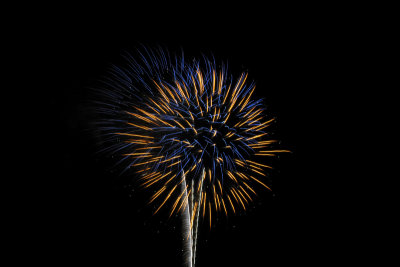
[181, 174, 193, 267]
[192, 168, 205, 267]
[181, 168, 205, 267]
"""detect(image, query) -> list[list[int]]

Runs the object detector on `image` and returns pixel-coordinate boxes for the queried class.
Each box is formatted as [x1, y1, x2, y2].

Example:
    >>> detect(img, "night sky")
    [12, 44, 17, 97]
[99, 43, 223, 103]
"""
[24, 11, 352, 266]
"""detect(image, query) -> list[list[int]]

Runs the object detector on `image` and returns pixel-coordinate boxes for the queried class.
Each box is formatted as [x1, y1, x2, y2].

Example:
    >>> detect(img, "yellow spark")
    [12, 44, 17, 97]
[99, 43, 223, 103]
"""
[215, 193, 221, 212]
[142, 171, 172, 188]
[234, 159, 246, 167]
[208, 201, 212, 228]
[154, 185, 178, 214]
[238, 85, 256, 112]
[227, 171, 238, 182]
[140, 171, 161, 181]
[220, 196, 228, 216]
[218, 71, 223, 95]
[167, 160, 181, 168]
[115, 132, 154, 139]
[244, 118, 275, 132]
[148, 98, 167, 114]
[159, 155, 181, 164]
[127, 122, 152, 131]
[191, 75, 203, 115]
[239, 185, 253, 202]
[213, 184, 218, 211]
[161, 82, 178, 104]
[212, 70, 216, 95]
[257, 150, 291, 153]
[249, 175, 271, 191]
[125, 112, 154, 124]
[132, 157, 163, 167]
[236, 187, 249, 203]
[231, 73, 248, 102]
[231, 188, 246, 210]
[226, 194, 236, 213]
[197, 69, 205, 94]
[212, 106, 217, 122]
[173, 119, 186, 130]
[190, 201, 198, 230]
[153, 80, 170, 103]
[241, 181, 257, 196]
[160, 99, 175, 114]
[246, 160, 273, 169]
[175, 82, 190, 106]
[149, 186, 166, 204]
[222, 84, 232, 105]
[247, 132, 268, 141]
[169, 184, 188, 218]
[217, 179, 223, 194]
[202, 192, 207, 218]
[249, 163, 264, 171]
[177, 188, 192, 214]
[135, 146, 162, 150]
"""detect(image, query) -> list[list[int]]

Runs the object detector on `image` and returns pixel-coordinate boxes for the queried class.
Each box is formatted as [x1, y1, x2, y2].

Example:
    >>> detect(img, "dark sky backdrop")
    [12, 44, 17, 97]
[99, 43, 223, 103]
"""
[27, 12, 352, 266]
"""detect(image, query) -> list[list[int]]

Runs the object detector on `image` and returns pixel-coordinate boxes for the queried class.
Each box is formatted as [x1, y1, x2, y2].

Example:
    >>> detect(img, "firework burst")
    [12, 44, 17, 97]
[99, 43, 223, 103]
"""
[94, 46, 288, 266]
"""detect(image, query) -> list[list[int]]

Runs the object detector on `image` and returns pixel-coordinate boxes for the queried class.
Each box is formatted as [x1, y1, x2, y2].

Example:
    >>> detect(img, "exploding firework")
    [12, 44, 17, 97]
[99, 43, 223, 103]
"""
[94, 46, 289, 266]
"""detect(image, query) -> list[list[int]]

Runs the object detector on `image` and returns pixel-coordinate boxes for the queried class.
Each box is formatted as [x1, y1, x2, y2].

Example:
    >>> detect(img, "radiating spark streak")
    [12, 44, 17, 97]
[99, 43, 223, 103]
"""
[115, 132, 154, 139]
[222, 83, 232, 104]
[249, 175, 272, 191]
[177, 188, 192, 214]
[241, 181, 257, 196]
[153, 80, 170, 103]
[246, 132, 268, 141]
[220, 196, 228, 216]
[169, 180, 188, 218]
[154, 184, 178, 214]
[227, 171, 238, 183]
[202, 192, 207, 218]
[148, 97, 167, 114]
[159, 155, 181, 164]
[258, 150, 291, 153]
[197, 70, 205, 95]
[226, 194, 236, 213]
[133, 157, 163, 166]
[208, 201, 212, 228]
[173, 119, 186, 130]
[238, 85, 255, 112]
[126, 122, 152, 131]
[231, 188, 246, 210]
[244, 118, 275, 132]
[175, 82, 190, 105]
[143, 171, 172, 188]
[167, 160, 181, 168]
[212, 70, 216, 95]
[238, 185, 253, 202]
[125, 111, 155, 124]
[249, 167, 266, 177]
[149, 186, 167, 204]
[161, 82, 179, 103]
[134, 146, 162, 150]
[218, 71, 223, 95]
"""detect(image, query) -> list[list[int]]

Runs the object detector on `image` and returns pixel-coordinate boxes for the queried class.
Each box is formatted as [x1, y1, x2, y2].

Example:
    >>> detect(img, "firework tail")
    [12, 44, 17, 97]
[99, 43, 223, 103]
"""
[192, 168, 204, 267]
[181, 173, 193, 267]
[181, 168, 205, 267]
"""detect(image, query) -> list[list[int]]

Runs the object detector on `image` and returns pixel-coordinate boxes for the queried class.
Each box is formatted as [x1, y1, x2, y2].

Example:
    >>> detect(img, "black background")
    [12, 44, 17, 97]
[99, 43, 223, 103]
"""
[19, 8, 357, 266]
